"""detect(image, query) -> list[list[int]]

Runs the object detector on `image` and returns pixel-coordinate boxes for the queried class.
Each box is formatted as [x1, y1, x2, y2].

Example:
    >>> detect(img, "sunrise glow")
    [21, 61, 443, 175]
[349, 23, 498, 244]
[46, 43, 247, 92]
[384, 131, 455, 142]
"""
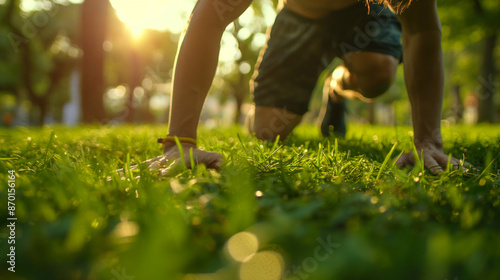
[109, 0, 196, 36]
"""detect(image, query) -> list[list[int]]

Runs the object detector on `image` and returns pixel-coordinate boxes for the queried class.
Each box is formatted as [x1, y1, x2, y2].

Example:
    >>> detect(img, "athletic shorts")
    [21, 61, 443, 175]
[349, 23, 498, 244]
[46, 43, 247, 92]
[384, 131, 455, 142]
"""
[252, 1, 403, 115]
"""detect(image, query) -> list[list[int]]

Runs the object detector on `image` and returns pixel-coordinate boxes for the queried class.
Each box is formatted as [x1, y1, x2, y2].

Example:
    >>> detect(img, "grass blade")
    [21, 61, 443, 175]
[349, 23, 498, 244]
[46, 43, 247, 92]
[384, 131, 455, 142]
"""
[174, 136, 187, 170]
[189, 147, 195, 170]
[376, 142, 398, 181]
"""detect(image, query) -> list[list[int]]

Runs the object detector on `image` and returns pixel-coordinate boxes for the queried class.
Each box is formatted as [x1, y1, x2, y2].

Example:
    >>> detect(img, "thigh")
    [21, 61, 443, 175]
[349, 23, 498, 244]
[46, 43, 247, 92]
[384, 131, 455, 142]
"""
[252, 7, 329, 116]
[342, 51, 399, 98]
[331, 2, 403, 64]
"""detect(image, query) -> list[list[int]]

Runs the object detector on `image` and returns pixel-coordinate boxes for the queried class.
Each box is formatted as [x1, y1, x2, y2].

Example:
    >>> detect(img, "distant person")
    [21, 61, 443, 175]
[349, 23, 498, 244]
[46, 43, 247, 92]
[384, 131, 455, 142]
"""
[152, 0, 465, 174]
[464, 92, 479, 125]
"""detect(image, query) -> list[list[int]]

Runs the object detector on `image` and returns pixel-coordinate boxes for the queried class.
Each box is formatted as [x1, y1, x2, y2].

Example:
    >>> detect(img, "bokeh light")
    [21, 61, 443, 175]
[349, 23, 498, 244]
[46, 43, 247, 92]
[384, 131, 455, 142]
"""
[226, 231, 259, 262]
[239, 251, 284, 280]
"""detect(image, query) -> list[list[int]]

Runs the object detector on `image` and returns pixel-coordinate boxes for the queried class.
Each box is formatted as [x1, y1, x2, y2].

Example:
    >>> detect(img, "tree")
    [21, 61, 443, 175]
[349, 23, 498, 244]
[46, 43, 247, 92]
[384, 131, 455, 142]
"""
[1, 0, 80, 125]
[439, 0, 500, 123]
[472, 0, 498, 123]
[80, 0, 109, 123]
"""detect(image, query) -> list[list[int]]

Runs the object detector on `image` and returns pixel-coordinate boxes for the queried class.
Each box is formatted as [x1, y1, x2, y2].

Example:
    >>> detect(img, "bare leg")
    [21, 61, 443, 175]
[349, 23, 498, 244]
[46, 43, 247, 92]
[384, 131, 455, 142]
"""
[334, 52, 399, 101]
[319, 52, 399, 136]
[249, 106, 303, 141]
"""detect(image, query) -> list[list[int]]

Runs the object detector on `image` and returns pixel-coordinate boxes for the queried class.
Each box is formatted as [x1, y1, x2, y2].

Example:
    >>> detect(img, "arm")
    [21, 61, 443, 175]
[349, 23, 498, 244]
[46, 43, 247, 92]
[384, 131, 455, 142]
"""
[395, 0, 464, 173]
[160, 0, 252, 168]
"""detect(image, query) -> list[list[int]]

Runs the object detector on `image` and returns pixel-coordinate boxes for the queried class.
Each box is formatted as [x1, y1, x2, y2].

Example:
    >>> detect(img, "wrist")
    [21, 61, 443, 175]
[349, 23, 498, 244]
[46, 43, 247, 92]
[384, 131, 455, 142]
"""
[158, 136, 197, 153]
[163, 141, 196, 153]
[413, 124, 442, 144]
[413, 134, 443, 150]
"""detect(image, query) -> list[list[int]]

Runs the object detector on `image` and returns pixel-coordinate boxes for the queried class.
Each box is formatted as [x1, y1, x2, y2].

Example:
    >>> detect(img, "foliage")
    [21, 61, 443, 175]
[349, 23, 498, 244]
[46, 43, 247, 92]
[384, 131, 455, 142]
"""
[438, 0, 500, 108]
[0, 1, 81, 124]
[0, 124, 499, 280]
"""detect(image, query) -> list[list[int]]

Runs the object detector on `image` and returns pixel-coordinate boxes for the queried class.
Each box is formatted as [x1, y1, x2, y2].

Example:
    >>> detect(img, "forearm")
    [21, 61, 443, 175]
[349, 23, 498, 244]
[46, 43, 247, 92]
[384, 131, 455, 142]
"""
[398, 0, 444, 145]
[167, 0, 252, 142]
[393, 1, 469, 173]
[402, 30, 444, 144]
[168, 9, 224, 139]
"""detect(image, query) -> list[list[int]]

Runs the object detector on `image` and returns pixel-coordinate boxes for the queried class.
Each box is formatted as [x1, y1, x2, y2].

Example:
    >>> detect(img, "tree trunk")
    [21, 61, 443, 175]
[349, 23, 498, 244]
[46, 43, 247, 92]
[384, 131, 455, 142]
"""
[126, 50, 141, 123]
[477, 33, 497, 123]
[38, 98, 48, 126]
[80, 0, 108, 123]
[233, 73, 247, 124]
[451, 84, 463, 122]
[232, 20, 251, 125]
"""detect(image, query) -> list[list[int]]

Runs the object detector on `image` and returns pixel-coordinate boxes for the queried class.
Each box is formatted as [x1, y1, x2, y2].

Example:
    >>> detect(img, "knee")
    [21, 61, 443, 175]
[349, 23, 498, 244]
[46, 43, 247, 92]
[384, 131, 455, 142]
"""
[253, 115, 288, 141]
[353, 55, 398, 99]
[252, 107, 302, 141]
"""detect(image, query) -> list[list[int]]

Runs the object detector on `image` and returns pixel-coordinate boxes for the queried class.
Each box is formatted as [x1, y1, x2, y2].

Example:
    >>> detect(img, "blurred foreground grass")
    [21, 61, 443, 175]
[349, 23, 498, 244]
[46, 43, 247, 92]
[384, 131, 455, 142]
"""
[0, 124, 499, 280]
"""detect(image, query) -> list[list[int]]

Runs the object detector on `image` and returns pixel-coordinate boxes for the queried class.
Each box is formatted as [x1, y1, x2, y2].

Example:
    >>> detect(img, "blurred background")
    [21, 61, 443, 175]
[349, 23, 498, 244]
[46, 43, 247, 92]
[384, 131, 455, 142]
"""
[0, 0, 498, 128]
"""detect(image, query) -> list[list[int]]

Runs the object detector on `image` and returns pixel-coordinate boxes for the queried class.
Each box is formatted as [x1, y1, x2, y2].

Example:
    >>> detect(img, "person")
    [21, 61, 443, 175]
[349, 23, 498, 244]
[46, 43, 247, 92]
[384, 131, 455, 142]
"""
[152, 0, 465, 175]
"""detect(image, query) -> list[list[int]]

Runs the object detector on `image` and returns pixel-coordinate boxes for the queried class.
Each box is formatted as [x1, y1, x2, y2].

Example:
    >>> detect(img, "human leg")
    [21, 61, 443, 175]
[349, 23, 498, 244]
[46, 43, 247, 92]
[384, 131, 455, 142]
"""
[250, 106, 303, 140]
[336, 52, 399, 100]
[250, 7, 329, 141]
[321, 2, 403, 136]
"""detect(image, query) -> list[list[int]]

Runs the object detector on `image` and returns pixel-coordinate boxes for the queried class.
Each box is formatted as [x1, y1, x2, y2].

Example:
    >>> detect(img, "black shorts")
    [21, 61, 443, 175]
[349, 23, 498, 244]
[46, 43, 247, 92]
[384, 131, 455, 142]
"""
[252, 2, 402, 115]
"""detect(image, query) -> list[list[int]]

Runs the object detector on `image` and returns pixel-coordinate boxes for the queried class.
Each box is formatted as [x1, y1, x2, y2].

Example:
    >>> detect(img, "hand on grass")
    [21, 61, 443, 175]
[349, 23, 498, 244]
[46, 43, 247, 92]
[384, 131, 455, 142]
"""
[145, 143, 223, 175]
[395, 140, 469, 175]
[114, 143, 223, 179]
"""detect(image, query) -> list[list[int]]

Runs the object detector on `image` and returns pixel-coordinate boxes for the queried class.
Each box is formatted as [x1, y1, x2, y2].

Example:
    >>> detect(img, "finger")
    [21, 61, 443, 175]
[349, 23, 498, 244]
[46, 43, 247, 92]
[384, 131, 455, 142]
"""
[147, 156, 171, 170]
[148, 160, 162, 170]
[462, 161, 477, 172]
[431, 152, 456, 171]
[142, 155, 164, 165]
[423, 154, 443, 175]
[451, 157, 468, 172]
[114, 163, 139, 177]
[160, 160, 185, 176]
[188, 151, 224, 170]
[206, 153, 224, 169]
[159, 167, 173, 176]
[394, 152, 414, 168]
[457, 159, 475, 173]
[450, 157, 472, 173]
[129, 164, 140, 171]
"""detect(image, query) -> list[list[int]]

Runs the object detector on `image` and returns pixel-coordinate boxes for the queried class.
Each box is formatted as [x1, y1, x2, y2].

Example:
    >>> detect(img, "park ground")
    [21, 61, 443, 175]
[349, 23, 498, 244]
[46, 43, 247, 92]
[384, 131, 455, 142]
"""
[0, 124, 499, 280]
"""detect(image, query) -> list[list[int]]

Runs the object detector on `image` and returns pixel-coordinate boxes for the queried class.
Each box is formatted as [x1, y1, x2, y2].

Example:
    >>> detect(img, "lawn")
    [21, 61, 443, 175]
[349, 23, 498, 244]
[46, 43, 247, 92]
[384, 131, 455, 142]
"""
[0, 124, 499, 280]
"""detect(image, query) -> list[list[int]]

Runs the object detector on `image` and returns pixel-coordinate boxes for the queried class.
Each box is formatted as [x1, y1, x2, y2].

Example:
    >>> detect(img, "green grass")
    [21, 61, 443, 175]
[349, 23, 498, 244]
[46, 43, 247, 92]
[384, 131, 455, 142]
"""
[0, 124, 499, 280]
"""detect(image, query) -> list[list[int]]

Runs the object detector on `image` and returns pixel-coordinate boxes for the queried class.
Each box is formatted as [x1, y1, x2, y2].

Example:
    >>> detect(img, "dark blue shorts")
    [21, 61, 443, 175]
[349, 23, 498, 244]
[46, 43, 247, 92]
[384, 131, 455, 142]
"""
[252, 2, 402, 115]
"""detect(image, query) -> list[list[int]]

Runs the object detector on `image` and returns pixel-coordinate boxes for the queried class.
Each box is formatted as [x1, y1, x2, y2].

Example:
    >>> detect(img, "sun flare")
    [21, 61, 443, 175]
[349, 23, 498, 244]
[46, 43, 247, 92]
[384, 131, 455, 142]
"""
[109, 0, 196, 35]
